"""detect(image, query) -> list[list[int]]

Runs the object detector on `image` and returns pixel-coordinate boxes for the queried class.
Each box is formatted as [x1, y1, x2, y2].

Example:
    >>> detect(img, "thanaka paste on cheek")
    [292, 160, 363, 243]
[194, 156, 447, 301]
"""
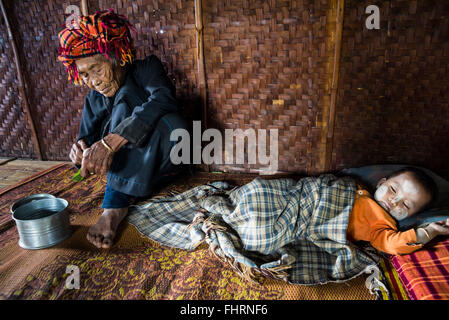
[374, 185, 388, 201]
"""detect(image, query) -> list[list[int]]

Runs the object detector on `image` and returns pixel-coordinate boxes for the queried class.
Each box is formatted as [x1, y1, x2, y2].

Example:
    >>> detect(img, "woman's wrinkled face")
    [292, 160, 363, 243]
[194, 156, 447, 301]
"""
[374, 172, 431, 221]
[75, 54, 123, 97]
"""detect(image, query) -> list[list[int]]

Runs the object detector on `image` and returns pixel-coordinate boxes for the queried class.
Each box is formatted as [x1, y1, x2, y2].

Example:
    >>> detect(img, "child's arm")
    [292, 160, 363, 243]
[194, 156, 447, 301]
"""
[370, 227, 423, 255]
[416, 218, 449, 244]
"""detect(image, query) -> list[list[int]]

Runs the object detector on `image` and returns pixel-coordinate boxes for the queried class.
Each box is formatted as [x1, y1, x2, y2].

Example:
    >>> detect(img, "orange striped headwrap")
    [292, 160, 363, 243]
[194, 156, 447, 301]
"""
[57, 9, 136, 85]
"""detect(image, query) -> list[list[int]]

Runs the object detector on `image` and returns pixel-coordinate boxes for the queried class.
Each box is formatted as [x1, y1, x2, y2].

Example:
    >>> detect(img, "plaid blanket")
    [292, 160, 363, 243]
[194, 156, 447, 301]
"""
[127, 174, 379, 285]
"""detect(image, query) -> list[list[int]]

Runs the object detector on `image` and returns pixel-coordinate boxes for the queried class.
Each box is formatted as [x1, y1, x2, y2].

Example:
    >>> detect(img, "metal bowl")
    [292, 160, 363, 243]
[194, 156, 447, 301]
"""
[11, 197, 72, 250]
[10, 193, 56, 214]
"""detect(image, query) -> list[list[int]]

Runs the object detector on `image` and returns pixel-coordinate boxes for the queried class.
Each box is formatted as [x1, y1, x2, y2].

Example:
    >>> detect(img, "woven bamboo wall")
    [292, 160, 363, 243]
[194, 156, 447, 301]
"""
[203, 0, 335, 174]
[0, 1, 35, 159]
[0, 0, 199, 161]
[331, 0, 449, 179]
[0, 0, 448, 179]
[0, 0, 89, 160]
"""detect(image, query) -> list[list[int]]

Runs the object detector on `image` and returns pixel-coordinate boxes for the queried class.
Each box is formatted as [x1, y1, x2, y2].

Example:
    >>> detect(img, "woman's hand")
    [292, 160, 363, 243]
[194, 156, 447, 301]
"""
[69, 139, 88, 166]
[80, 141, 113, 177]
[80, 133, 128, 177]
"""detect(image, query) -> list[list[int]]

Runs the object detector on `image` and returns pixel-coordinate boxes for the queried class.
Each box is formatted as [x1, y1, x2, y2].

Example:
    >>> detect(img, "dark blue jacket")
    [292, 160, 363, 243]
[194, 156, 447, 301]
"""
[77, 54, 178, 147]
[76, 55, 185, 197]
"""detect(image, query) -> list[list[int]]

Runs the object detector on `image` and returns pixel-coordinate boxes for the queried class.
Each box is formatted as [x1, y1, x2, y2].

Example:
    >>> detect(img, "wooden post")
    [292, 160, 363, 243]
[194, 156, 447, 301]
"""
[80, 0, 88, 16]
[194, 0, 208, 130]
[324, 0, 344, 171]
[0, 0, 43, 160]
[194, 0, 210, 171]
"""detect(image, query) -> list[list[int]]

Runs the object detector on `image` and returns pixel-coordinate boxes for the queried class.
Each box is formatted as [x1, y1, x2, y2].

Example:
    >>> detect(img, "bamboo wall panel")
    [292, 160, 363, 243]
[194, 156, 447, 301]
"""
[0, 0, 448, 179]
[332, 0, 449, 179]
[0, 0, 89, 161]
[202, 0, 334, 174]
[0, 2, 35, 159]
[0, 0, 199, 161]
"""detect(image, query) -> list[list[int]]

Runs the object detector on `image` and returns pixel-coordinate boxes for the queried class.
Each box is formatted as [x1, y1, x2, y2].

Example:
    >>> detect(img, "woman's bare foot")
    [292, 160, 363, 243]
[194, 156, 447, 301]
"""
[87, 207, 128, 248]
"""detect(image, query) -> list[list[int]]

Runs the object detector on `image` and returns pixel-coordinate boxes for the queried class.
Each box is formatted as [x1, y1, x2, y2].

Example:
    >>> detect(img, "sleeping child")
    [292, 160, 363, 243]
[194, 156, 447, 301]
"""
[127, 166, 449, 286]
[347, 167, 449, 255]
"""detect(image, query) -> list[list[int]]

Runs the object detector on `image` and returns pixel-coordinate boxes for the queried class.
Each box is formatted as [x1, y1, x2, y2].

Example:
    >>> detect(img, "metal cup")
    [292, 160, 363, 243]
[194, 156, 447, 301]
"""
[9, 193, 56, 214]
[11, 197, 72, 249]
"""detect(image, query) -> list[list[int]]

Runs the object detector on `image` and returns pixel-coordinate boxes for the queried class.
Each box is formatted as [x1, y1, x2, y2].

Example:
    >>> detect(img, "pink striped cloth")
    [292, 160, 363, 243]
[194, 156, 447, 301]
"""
[390, 238, 449, 300]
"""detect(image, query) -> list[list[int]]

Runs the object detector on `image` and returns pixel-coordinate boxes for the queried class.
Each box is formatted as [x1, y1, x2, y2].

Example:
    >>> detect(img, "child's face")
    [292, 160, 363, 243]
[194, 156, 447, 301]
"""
[374, 172, 431, 221]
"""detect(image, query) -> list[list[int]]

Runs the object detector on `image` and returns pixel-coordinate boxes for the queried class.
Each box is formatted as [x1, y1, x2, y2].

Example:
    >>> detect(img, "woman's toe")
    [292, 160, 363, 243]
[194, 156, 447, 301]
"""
[102, 237, 113, 249]
[94, 235, 104, 248]
[87, 232, 96, 245]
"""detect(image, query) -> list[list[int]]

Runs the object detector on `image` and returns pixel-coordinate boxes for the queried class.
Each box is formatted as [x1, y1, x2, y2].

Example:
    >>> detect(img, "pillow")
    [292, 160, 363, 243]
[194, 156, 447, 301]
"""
[339, 164, 449, 231]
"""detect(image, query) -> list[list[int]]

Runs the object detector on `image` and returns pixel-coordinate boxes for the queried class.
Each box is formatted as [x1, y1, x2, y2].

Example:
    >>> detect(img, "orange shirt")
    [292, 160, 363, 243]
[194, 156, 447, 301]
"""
[347, 188, 424, 255]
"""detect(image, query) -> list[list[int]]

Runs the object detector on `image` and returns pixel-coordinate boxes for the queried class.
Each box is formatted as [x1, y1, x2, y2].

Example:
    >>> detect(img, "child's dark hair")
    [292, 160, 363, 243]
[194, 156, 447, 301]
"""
[388, 167, 438, 211]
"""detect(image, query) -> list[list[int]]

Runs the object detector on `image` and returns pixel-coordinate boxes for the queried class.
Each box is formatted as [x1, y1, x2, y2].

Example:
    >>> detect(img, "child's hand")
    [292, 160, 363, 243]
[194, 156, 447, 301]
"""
[428, 219, 449, 237]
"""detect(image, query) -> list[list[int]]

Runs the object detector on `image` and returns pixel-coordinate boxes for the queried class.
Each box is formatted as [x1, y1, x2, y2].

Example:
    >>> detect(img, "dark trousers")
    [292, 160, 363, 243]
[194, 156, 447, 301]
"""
[102, 112, 188, 208]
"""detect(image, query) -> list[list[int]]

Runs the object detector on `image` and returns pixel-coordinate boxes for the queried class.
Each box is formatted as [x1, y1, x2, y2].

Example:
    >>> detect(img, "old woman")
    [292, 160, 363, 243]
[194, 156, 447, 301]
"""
[57, 10, 187, 249]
